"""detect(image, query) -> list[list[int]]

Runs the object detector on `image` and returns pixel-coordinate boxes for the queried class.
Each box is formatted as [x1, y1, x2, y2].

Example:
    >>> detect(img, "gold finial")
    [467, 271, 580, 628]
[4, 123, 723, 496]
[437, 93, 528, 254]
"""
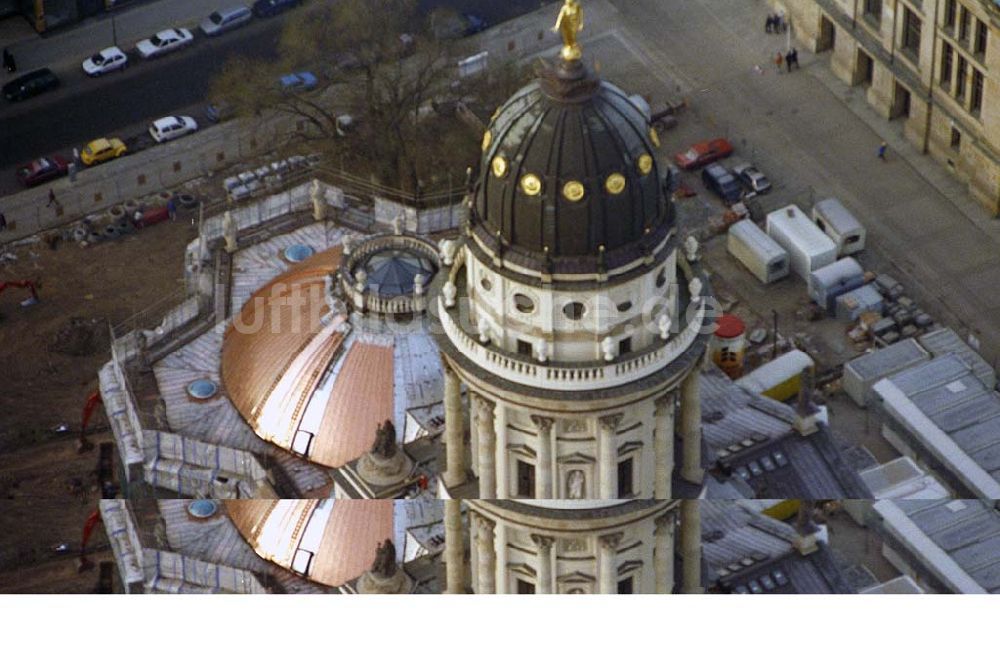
[553, 0, 585, 62]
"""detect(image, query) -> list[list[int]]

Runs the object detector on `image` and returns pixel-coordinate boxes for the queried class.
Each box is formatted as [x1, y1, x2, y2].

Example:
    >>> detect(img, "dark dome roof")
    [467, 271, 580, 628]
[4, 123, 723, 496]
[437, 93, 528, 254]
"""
[472, 60, 671, 272]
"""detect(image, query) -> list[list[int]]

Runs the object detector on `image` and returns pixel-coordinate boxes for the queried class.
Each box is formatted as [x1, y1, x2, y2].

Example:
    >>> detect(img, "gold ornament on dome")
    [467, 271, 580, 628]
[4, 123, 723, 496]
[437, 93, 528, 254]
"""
[562, 180, 586, 202]
[649, 127, 661, 147]
[638, 154, 654, 175]
[492, 156, 509, 178]
[521, 173, 543, 196]
[482, 130, 493, 152]
[553, 0, 585, 62]
[605, 173, 626, 195]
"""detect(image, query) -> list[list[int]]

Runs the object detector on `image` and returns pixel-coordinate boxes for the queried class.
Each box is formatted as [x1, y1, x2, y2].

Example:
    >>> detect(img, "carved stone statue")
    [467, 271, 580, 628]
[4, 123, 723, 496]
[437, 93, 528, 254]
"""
[392, 214, 403, 236]
[371, 419, 397, 459]
[553, 0, 585, 62]
[354, 268, 367, 292]
[310, 179, 327, 222]
[601, 335, 615, 361]
[684, 235, 700, 263]
[657, 313, 672, 340]
[438, 239, 457, 266]
[567, 470, 585, 499]
[443, 280, 457, 308]
[414, 272, 425, 296]
[478, 318, 491, 343]
[371, 539, 397, 578]
[689, 277, 703, 302]
[223, 211, 237, 253]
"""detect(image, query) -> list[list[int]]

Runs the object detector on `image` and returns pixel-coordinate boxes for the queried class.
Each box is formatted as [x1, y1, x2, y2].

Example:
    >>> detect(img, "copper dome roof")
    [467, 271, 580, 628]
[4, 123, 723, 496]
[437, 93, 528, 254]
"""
[473, 59, 672, 273]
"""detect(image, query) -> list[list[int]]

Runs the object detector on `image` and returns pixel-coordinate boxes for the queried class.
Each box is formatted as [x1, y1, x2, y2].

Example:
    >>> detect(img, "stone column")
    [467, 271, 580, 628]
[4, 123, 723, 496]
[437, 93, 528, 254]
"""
[494, 404, 509, 499]
[598, 414, 623, 499]
[679, 370, 703, 483]
[655, 513, 675, 594]
[442, 361, 466, 488]
[473, 395, 497, 499]
[654, 395, 675, 498]
[531, 534, 555, 594]
[680, 500, 702, 594]
[598, 532, 623, 594]
[531, 415, 555, 498]
[474, 513, 496, 594]
[444, 500, 464, 594]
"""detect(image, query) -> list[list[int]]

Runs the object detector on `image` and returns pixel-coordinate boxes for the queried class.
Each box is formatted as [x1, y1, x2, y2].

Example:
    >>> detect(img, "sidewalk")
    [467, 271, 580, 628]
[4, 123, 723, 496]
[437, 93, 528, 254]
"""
[0, 0, 211, 73]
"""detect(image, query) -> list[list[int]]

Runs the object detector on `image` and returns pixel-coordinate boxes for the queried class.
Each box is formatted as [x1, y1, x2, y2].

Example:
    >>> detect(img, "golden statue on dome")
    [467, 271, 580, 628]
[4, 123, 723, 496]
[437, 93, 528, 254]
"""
[553, 0, 585, 61]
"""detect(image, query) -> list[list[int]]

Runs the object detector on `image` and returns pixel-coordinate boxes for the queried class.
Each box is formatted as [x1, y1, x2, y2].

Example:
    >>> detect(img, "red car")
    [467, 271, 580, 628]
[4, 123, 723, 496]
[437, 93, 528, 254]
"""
[673, 138, 734, 170]
[16, 155, 70, 187]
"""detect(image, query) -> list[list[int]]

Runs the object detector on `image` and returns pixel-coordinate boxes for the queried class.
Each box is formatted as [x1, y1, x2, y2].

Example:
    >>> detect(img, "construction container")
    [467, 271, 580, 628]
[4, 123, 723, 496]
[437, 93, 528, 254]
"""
[808, 257, 865, 313]
[918, 327, 996, 390]
[736, 349, 814, 402]
[765, 205, 837, 279]
[835, 284, 883, 322]
[710, 313, 747, 379]
[842, 338, 930, 407]
[726, 220, 789, 284]
[812, 197, 866, 256]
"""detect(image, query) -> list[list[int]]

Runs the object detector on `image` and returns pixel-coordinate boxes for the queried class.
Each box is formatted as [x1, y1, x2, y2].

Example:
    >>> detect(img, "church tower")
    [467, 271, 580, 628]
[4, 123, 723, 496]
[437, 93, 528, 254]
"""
[432, 2, 713, 500]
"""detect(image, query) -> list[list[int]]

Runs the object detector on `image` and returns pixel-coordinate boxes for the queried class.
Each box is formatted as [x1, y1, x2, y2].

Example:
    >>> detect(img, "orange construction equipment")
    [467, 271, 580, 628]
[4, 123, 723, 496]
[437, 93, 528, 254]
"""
[79, 390, 103, 452]
[0, 280, 39, 307]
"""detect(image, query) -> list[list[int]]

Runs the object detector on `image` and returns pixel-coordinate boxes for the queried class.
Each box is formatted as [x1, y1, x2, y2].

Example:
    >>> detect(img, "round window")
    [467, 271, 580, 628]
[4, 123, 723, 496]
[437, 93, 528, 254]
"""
[655, 269, 667, 288]
[563, 301, 586, 321]
[480, 276, 492, 292]
[617, 300, 633, 313]
[514, 293, 535, 314]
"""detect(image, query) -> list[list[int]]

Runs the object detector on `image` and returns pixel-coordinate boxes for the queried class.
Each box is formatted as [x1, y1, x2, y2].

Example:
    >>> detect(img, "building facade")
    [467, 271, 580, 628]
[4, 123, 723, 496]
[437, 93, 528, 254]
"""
[775, 0, 1000, 214]
[432, 38, 714, 501]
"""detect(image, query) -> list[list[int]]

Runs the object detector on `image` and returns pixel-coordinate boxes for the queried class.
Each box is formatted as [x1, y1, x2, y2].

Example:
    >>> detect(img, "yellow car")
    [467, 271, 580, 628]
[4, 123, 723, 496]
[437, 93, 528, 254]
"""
[80, 137, 127, 166]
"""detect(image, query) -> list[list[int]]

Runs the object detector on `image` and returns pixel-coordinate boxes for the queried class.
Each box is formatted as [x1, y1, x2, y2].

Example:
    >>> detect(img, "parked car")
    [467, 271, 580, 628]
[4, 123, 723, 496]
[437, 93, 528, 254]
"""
[149, 115, 199, 143]
[2, 68, 60, 102]
[279, 71, 318, 92]
[701, 163, 743, 204]
[200, 6, 253, 36]
[252, 0, 301, 18]
[82, 46, 128, 76]
[135, 28, 194, 59]
[673, 137, 733, 170]
[462, 12, 489, 35]
[206, 100, 235, 123]
[81, 138, 127, 166]
[16, 155, 69, 187]
[732, 163, 772, 196]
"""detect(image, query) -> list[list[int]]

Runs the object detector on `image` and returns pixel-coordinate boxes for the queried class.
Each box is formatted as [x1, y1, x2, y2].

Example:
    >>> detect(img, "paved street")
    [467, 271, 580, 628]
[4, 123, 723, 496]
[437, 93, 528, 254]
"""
[595, 0, 1000, 362]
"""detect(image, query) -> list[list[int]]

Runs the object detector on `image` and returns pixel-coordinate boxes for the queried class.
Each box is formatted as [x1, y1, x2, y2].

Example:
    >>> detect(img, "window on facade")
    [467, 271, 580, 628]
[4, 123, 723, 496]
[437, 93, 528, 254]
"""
[563, 301, 586, 321]
[974, 20, 988, 56]
[902, 8, 922, 57]
[940, 42, 954, 87]
[517, 339, 533, 357]
[517, 459, 535, 497]
[959, 7, 970, 43]
[617, 577, 634, 595]
[950, 127, 962, 149]
[513, 293, 535, 313]
[617, 458, 634, 498]
[618, 337, 632, 356]
[971, 69, 984, 115]
[516, 579, 535, 594]
[944, 0, 957, 28]
[956, 56, 968, 99]
[863, 0, 882, 22]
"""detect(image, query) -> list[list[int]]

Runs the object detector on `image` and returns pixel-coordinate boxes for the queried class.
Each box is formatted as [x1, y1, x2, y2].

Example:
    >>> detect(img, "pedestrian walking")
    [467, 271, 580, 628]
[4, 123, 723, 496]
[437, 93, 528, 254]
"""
[774, 51, 784, 73]
[786, 49, 793, 72]
[877, 141, 888, 161]
[0, 211, 7, 231]
[47, 188, 59, 207]
[789, 48, 800, 70]
[765, 14, 774, 33]
[167, 197, 177, 220]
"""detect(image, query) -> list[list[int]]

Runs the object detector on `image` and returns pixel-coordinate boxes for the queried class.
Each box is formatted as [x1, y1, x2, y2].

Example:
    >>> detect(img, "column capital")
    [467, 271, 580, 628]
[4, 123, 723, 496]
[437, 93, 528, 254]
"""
[530, 534, 555, 552]
[530, 414, 555, 431]
[441, 355, 457, 377]
[472, 393, 495, 421]
[598, 532, 624, 551]
[654, 393, 675, 410]
[598, 413, 624, 433]
[473, 513, 495, 538]
[655, 512, 676, 532]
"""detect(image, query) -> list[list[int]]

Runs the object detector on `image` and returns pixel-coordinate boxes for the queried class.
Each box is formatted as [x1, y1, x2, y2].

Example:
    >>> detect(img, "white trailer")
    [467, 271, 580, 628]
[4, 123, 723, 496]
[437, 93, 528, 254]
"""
[812, 198, 866, 256]
[765, 205, 837, 279]
[726, 220, 789, 284]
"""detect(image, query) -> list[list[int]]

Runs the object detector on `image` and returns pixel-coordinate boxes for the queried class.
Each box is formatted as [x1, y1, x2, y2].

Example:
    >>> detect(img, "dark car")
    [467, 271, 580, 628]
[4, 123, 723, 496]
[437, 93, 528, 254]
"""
[16, 155, 69, 187]
[2, 68, 60, 102]
[252, 0, 300, 18]
[701, 163, 743, 204]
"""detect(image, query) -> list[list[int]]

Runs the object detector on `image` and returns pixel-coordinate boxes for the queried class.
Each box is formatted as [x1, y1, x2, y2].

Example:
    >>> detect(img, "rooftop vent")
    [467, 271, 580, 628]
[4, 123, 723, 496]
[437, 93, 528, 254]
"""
[187, 500, 219, 519]
[187, 379, 219, 400]
[283, 243, 315, 263]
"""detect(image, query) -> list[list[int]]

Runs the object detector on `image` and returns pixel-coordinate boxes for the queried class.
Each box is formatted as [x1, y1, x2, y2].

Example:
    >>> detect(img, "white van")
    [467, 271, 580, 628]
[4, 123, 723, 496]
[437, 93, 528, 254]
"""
[812, 198, 866, 256]
[200, 6, 252, 36]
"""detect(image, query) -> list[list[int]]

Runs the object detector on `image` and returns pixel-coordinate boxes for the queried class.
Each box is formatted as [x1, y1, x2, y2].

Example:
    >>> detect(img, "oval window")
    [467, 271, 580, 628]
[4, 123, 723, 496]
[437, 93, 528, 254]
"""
[563, 301, 586, 321]
[617, 300, 633, 313]
[655, 269, 667, 288]
[480, 276, 492, 292]
[514, 293, 535, 314]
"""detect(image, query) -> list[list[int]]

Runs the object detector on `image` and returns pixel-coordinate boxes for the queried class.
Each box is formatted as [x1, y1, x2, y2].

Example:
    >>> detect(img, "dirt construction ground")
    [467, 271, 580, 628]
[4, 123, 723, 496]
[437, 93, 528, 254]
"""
[0, 216, 196, 592]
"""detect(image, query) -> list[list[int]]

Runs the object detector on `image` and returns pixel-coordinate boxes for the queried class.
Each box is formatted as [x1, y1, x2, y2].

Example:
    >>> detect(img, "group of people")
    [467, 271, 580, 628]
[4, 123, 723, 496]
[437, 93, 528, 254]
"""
[2, 47, 16, 74]
[775, 48, 800, 73]
[764, 12, 788, 34]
